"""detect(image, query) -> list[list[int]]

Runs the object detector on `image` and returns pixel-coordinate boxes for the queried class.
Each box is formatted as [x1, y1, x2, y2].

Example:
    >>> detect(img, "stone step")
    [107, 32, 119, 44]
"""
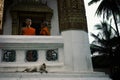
[0, 72, 111, 80]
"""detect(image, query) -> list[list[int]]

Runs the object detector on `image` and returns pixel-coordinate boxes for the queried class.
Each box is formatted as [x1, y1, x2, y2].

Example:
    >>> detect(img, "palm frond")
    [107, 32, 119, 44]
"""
[95, 0, 120, 19]
[90, 44, 107, 54]
[94, 24, 102, 29]
[88, 0, 101, 5]
[91, 33, 107, 46]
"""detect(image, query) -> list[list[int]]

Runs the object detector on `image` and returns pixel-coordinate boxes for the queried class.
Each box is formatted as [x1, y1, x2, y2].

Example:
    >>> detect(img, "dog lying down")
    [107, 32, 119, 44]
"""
[23, 63, 48, 73]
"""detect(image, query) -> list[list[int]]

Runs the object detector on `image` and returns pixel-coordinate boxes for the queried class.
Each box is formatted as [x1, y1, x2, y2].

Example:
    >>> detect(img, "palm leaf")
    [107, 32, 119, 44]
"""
[88, 0, 101, 5]
[90, 44, 107, 54]
[91, 33, 107, 46]
[95, 0, 120, 18]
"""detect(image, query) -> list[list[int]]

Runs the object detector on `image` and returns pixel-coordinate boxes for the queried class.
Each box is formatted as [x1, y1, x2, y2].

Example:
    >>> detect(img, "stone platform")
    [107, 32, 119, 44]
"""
[0, 32, 112, 80]
[0, 72, 111, 80]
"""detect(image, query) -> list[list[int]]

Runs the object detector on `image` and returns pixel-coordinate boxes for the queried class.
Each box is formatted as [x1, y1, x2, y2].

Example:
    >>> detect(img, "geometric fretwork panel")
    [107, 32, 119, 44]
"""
[46, 49, 58, 61]
[26, 50, 38, 62]
[2, 50, 16, 62]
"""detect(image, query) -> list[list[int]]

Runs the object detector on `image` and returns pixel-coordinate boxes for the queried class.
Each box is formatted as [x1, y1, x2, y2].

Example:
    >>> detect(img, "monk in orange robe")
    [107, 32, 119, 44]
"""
[21, 18, 35, 35]
[40, 22, 50, 35]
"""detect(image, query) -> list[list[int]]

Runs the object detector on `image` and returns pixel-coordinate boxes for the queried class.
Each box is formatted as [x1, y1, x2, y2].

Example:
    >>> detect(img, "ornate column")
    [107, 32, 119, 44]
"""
[0, 0, 4, 34]
[58, 0, 93, 72]
[58, 0, 87, 32]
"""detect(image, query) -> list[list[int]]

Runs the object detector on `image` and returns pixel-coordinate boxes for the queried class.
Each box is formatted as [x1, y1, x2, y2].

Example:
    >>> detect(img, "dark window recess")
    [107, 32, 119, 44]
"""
[26, 50, 38, 62]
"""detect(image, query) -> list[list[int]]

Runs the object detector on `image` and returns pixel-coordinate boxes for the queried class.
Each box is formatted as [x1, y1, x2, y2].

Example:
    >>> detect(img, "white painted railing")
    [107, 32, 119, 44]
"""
[0, 35, 64, 49]
[0, 35, 65, 72]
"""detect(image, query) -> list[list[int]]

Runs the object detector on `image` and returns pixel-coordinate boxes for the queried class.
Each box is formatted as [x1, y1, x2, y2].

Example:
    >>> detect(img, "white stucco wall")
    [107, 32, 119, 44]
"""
[62, 30, 93, 72]
[3, 0, 60, 35]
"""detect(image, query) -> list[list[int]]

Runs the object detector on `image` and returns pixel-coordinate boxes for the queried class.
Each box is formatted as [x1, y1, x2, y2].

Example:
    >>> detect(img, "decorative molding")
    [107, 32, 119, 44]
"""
[2, 49, 16, 62]
[26, 50, 38, 62]
[46, 49, 58, 61]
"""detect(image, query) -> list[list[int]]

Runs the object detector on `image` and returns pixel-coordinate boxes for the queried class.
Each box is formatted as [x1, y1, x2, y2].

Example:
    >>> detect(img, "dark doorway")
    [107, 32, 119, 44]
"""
[32, 22, 41, 35]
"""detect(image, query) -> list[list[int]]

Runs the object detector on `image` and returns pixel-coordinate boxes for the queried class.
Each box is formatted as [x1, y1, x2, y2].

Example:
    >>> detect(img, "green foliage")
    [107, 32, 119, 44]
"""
[90, 21, 117, 54]
[90, 21, 120, 79]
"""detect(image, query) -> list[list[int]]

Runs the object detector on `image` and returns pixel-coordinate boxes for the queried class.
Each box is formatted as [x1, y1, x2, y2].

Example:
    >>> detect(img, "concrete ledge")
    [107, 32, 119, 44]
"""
[0, 62, 64, 67]
[0, 35, 64, 49]
[0, 63, 65, 72]
[0, 36, 63, 43]
[0, 72, 111, 80]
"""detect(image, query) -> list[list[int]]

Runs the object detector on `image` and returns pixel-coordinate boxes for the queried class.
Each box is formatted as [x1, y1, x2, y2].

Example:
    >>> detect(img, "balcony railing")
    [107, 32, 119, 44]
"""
[0, 35, 64, 49]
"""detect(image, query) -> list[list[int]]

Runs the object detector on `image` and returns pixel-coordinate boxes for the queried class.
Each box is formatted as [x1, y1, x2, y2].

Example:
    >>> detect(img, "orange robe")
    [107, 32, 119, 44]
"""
[40, 27, 50, 35]
[22, 27, 35, 35]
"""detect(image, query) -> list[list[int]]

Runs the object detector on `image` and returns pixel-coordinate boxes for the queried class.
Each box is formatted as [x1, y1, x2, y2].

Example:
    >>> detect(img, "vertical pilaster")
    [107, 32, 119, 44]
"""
[11, 12, 19, 35]
[0, 0, 4, 34]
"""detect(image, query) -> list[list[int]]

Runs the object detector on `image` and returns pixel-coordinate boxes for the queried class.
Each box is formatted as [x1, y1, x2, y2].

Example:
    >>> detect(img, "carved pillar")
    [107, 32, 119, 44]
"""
[58, 0, 87, 32]
[0, 0, 4, 34]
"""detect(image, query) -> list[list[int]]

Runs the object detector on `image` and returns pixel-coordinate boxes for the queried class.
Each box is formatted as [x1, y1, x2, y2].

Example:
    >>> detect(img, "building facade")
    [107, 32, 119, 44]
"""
[0, 0, 111, 80]
[0, 0, 88, 35]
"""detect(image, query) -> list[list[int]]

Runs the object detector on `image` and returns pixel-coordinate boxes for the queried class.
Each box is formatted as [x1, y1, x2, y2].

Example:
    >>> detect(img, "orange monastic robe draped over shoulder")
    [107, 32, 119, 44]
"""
[40, 27, 50, 35]
[22, 27, 36, 35]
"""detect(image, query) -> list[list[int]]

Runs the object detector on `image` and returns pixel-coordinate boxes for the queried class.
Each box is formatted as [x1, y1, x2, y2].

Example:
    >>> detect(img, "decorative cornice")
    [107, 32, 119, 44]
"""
[11, 3, 53, 13]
